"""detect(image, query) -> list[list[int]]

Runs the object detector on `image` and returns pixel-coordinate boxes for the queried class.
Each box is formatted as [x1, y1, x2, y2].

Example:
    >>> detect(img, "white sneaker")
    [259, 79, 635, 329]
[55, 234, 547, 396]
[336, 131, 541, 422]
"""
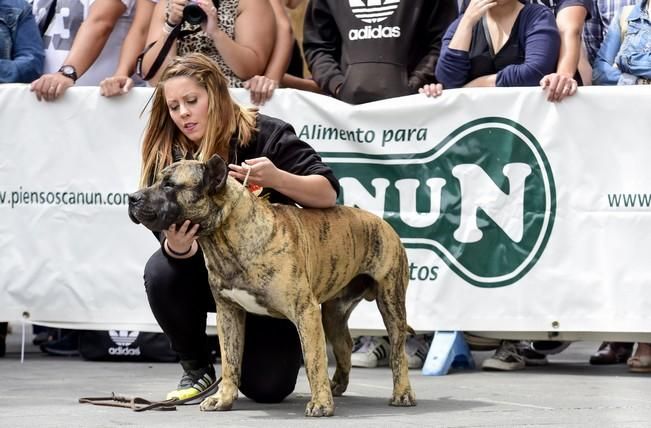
[351, 336, 390, 368]
[405, 335, 430, 369]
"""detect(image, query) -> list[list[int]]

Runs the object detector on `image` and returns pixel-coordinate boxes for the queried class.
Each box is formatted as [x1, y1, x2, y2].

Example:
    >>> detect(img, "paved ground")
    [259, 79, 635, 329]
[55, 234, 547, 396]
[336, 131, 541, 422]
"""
[1, 327, 650, 428]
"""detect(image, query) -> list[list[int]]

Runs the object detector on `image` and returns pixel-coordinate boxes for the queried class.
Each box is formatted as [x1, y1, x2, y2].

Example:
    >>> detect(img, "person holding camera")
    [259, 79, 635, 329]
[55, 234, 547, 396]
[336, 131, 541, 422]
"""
[139, 0, 274, 86]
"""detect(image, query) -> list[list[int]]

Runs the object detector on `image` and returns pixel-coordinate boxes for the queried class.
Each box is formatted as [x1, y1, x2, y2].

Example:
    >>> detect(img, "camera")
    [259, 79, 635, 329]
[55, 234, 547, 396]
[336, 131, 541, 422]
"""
[183, 0, 219, 26]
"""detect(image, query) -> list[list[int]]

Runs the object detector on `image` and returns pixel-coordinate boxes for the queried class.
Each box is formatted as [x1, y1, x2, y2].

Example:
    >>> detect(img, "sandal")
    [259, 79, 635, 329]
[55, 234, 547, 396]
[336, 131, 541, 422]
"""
[627, 354, 651, 373]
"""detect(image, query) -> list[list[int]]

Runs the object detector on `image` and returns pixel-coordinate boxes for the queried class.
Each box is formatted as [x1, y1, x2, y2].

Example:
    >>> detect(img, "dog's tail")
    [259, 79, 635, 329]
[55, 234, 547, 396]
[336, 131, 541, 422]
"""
[406, 325, 416, 336]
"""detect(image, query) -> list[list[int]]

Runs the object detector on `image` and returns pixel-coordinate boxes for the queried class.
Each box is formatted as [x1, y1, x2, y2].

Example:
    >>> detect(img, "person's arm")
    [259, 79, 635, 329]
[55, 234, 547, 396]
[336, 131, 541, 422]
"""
[228, 117, 339, 208]
[243, 0, 293, 105]
[408, 0, 458, 89]
[202, 0, 275, 80]
[540, 3, 588, 101]
[100, 0, 155, 96]
[434, 17, 472, 89]
[464, 74, 496, 86]
[280, 74, 322, 92]
[591, 16, 623, 85]
[302, 0, 344, 97]
[496, 6, 560, 86]
[30, 0, 127, 101]
[0, 2, 44, 83]
[139, 0, 179, 85]
[229, 158, 337, 208]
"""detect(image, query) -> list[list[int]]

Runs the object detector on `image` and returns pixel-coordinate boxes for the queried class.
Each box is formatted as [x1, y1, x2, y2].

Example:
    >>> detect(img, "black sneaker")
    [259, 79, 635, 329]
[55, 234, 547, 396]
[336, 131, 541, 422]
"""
[530, 340, 570, 355]
[42, 331, 80, 356]
[166, 363, 217, 403]
[481, 341, 525, 371]
[519, 346, 549, 366]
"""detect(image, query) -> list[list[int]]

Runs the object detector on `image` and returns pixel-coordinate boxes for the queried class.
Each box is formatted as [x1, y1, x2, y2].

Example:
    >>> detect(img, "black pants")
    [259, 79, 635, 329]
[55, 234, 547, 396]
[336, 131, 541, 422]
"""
[144, 248, 303, 403]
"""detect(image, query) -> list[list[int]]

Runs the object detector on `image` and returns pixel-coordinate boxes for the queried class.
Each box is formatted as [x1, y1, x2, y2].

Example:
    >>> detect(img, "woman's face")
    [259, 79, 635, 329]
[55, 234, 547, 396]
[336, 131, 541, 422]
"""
[164, 76, 210, 143]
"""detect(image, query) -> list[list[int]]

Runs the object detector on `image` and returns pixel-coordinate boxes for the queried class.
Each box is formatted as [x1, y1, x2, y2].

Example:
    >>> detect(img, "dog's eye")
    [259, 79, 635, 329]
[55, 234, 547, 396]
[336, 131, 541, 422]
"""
[162, 180, 174, 189]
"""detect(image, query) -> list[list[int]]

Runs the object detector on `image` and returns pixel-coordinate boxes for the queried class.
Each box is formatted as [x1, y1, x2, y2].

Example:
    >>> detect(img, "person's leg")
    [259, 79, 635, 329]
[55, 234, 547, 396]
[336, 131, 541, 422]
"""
[144, 248, 215, 366]
[144, 248, 217, 400]
[239, 314, 302, 403]
[627, 342, 651, 372]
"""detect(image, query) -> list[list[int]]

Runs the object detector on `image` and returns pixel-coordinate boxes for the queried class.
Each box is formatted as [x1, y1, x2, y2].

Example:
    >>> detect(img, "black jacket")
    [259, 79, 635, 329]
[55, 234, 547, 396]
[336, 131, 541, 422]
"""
[303, 0, 458, 104]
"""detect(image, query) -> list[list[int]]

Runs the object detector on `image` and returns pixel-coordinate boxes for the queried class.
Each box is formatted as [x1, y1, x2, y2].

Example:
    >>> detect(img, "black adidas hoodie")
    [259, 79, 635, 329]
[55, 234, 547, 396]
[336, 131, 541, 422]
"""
[303, 0, 458, 104]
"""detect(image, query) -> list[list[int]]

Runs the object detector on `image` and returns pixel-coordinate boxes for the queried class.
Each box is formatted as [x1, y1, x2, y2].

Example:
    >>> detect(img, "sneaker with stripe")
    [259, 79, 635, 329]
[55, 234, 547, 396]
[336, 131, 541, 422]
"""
[351, 336, 390, 368]
[166, 362, 217, 403]
[405, 335, 431, 369]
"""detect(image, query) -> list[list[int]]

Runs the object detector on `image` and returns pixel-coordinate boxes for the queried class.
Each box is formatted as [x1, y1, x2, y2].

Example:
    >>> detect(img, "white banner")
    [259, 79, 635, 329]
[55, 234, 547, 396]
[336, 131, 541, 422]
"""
[1, 84, 651, 334]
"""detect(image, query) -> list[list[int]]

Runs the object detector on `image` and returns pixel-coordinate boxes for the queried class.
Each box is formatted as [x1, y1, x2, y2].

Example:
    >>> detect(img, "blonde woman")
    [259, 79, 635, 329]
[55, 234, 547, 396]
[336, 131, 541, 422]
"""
[139, 53, 339, 402]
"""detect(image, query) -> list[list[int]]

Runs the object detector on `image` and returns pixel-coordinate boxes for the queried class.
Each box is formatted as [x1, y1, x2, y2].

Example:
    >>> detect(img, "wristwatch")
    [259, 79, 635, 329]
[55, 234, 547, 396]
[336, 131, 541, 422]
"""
[58, 65, 78, 83]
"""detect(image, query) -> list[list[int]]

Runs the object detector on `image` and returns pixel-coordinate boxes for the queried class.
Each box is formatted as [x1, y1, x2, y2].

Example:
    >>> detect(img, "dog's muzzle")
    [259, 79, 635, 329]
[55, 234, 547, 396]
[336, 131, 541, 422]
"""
[127, 191, 145, 224]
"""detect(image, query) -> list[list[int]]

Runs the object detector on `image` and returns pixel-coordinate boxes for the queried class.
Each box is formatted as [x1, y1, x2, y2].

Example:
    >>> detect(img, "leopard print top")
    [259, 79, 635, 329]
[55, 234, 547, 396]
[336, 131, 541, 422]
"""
[177, 0, 242, 88]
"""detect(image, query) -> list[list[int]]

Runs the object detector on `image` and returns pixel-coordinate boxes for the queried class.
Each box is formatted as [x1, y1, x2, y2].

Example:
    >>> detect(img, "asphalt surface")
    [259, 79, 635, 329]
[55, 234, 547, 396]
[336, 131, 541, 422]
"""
[1, 326, 650, 428]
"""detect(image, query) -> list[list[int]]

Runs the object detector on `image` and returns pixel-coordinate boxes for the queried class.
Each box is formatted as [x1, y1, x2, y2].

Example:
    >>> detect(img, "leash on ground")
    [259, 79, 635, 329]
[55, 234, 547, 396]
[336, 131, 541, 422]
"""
[78, 377, 222, 412]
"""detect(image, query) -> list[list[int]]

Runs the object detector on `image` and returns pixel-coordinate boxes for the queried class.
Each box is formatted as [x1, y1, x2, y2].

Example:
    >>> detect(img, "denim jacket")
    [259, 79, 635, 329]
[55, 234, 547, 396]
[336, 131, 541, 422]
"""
[0, 0, 44, 83]
[593, 0, 651, 84]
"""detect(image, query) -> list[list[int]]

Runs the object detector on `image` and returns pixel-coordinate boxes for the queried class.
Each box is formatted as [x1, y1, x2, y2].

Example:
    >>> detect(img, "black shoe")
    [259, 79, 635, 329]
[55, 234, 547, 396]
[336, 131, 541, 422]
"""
[166, 362, 217, 403]
[42, 332, 80, 356]
[32, 331, 51, 346]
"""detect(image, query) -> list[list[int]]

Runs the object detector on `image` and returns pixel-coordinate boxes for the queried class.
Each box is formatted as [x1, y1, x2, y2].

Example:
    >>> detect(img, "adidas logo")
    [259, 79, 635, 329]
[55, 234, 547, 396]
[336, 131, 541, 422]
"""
[348, 0, 401, 40]
[109, 330, 139, 347]
[349, 24, 401, 40]
[349, 0, 400, 23]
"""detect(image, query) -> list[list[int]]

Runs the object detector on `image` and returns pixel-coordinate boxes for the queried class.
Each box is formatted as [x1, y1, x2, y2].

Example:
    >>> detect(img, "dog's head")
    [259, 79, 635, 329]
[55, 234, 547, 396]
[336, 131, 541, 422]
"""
[128, 154, 229, 233]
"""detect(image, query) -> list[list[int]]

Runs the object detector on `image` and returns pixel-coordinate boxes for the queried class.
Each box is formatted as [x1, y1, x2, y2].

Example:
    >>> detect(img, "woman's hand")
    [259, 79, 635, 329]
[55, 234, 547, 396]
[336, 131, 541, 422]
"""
[198, 0, 220, 35]
[460, 0, 496, 27]
[99, 76, 135, 97]
[164, 220, 200, 257]
[243, 75, 279, 105]
[166, 0, 186, 25]
[228, 157, 281, 189]
[419, 83, 443, 98]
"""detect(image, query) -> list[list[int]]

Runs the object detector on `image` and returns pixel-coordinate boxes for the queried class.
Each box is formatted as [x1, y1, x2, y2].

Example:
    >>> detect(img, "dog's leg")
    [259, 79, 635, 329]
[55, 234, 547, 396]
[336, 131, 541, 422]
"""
[200, 298, 245, 412]
[376, 273, 416, 407]
[321, 300, 353, 396]
[296, 300, 335, 417]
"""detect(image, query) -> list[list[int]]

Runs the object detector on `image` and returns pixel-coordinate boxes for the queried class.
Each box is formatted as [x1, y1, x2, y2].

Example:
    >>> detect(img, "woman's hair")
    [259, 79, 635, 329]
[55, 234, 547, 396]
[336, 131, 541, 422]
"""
[140, 53, 257, 187]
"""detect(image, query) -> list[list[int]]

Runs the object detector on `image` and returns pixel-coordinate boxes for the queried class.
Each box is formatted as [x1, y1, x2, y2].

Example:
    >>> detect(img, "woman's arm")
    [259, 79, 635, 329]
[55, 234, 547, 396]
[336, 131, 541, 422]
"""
[229, 158, 337, 208]
[435, 18, 472, 89]
[204, 0, 275, 80]
[243, 0, 293, 104]
[497, 6, 560, 86]
[100, 0, 155, 95]
[140, 0, 180, 84]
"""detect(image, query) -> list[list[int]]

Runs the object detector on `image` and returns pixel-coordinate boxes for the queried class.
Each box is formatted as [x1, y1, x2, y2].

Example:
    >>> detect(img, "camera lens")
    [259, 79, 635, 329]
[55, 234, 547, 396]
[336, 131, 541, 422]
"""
[183, 3, 206, 25]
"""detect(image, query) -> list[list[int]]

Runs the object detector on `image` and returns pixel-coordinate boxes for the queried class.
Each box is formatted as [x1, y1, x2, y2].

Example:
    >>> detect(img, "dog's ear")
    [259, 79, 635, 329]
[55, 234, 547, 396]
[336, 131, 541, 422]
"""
[203, 154, 228, 195]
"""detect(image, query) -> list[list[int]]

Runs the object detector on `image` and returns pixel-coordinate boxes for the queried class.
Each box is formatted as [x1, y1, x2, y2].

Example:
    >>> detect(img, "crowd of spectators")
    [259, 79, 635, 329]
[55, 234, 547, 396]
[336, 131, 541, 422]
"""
[1, 0, 649, 374]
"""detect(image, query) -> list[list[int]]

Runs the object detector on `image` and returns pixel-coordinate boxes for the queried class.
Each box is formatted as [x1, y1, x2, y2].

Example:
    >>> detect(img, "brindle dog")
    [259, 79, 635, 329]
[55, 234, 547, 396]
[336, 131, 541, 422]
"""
[128, 154, 416, 417]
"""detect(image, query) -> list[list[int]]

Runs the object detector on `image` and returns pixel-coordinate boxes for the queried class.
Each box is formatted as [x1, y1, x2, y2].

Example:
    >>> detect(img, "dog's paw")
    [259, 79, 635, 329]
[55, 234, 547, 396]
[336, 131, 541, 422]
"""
[389, 391, 417, 407]
[199, 391, 236, 412]
[329, 378, 347, 397]
[304, 400, 335, 417]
